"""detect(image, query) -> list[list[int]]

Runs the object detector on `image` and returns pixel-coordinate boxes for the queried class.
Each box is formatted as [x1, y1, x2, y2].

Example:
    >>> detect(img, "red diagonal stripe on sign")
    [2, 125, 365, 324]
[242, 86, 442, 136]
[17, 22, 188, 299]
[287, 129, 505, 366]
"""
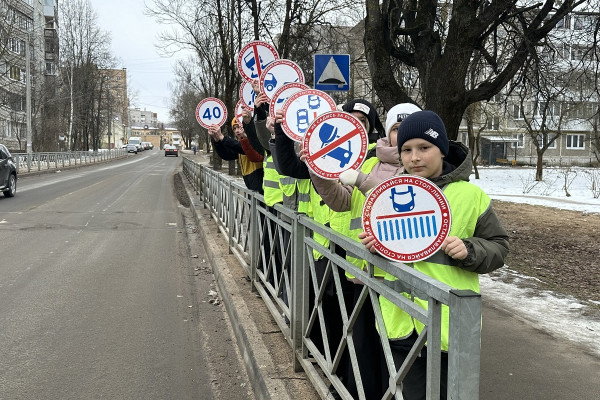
[308, 128, 361, 161]
[376, 210, 435, 220]
[253, 45, 261, 77]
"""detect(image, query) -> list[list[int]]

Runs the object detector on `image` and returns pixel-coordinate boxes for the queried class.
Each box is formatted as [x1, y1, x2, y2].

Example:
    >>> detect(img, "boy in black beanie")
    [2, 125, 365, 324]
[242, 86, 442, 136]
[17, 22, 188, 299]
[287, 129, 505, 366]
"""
[361, 110, 509, 400]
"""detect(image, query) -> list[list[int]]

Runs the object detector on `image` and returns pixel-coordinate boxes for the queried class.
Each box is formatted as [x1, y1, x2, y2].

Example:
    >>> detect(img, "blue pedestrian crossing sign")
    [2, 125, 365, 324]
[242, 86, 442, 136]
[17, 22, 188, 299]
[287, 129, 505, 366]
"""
[314, 54, 350, 92]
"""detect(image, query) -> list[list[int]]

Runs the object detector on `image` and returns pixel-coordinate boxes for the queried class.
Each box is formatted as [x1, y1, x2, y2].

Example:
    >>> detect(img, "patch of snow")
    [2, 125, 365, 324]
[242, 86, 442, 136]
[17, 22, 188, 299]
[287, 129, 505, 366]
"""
[472, 167, 600, 357]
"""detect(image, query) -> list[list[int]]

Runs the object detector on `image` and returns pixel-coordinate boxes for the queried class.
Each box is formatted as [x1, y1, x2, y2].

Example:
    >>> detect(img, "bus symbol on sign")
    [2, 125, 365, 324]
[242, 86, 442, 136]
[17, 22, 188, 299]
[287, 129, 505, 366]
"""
[362, 176, 452, 263]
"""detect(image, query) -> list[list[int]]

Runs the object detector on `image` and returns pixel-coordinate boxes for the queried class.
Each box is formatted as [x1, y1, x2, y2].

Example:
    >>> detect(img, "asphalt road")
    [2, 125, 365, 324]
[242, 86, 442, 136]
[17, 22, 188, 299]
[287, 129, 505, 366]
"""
[0, 151, 252, 399]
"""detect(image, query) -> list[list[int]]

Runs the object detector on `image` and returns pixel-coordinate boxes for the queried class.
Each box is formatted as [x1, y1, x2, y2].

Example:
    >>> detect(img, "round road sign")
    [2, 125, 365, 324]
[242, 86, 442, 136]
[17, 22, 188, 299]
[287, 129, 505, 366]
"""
[239, 80, 257, 111]
[237, 41, 279, 82]
[259, 59, 304, 101]
[269, 82, 309, 117]
[302, 111, 368, 180]
[362, 176, 452, 263]
[196, 98, 227, 129]
[281, 89, 336, 142]
[235, 99, 253, 124]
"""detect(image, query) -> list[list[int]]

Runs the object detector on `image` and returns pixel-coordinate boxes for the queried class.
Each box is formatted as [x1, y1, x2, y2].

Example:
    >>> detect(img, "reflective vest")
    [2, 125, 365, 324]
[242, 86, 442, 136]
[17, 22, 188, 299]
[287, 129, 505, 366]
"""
[263, 156, 283, 207]
[380, 181, 488, 351]
[346, 156, 386, 278]
[296, 179, 312, 215]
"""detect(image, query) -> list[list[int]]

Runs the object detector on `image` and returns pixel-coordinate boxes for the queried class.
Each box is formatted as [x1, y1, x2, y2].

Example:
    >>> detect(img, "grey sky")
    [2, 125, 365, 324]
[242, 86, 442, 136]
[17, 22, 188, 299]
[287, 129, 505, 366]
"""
[90, 0, 188, 123]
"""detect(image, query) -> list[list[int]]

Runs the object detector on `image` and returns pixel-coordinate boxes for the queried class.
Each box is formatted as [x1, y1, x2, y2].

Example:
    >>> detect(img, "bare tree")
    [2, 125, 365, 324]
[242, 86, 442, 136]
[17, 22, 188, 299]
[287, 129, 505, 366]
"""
[59, 0, 115, 151]
[363, 0, 593, 140]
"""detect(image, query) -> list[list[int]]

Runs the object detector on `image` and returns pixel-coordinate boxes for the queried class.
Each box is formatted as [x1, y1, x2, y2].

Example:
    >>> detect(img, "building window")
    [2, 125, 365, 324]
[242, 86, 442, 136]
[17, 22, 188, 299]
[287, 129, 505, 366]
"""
[9, 66, 21, 81]
[566, 134, 585, 149]
[45, 62, 56, 75]
[511, 133, 525, 148]
[536, 134, 557, 149]
[8, 38, 25, 56]
[487, 116, 500, 130]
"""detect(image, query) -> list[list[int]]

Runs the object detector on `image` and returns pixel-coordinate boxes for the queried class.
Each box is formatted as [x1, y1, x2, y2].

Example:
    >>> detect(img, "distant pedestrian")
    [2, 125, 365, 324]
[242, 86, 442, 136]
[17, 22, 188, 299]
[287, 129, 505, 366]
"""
[193, 145, 197, 155]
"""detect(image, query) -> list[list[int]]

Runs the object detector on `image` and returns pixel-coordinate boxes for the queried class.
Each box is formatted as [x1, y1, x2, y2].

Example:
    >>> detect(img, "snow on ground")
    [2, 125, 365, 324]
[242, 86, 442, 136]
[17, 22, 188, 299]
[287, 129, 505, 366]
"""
[469, 166, 600, 357]
[469, 166, 600, 213]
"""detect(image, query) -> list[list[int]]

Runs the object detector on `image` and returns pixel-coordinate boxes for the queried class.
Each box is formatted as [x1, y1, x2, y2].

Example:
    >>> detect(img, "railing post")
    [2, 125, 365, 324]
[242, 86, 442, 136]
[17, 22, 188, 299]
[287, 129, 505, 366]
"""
[250, 195, 259, 293]
[447, 289, 481, 400]
[228, 180, 234, 254]
[291, 214, 307, 372]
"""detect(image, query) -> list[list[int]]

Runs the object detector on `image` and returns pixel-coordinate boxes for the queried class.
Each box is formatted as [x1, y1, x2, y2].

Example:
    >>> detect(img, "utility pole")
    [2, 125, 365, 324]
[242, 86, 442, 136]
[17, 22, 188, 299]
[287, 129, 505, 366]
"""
[25, 32, 32, 154]
[107, 84, 112, 150]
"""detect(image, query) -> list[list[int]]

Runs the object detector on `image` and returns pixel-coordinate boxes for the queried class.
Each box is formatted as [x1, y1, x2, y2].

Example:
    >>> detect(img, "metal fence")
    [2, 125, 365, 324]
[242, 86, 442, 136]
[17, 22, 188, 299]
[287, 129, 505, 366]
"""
[13, 149, 128, 174]
[183, 157, 482, 400]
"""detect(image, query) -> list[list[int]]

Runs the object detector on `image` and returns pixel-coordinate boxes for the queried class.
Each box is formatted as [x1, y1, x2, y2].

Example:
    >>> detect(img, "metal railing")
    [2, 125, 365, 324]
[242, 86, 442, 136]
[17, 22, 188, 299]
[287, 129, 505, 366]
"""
[183, 157, 482, 400]
[13, 149, 128, 174]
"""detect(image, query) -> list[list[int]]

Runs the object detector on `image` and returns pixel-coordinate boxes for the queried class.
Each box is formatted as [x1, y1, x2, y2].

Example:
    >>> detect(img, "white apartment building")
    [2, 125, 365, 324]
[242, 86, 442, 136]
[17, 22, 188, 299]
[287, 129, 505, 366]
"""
[129, 108, 158, 128]
[0, 0, 58, 150]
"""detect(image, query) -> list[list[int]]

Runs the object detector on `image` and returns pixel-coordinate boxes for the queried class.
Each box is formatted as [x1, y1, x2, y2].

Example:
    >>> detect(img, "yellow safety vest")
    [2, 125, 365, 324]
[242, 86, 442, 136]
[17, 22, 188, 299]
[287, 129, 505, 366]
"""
[263, 156, 283, 207]
[379, 181, 487, 350]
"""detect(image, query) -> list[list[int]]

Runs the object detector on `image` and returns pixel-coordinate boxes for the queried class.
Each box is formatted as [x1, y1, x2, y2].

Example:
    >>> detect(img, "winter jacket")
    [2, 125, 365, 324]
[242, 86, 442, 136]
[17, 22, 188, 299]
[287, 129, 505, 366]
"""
[212, 136, 264, 193]
[309, 138, 403, 212]
[379, 141, 509, 349]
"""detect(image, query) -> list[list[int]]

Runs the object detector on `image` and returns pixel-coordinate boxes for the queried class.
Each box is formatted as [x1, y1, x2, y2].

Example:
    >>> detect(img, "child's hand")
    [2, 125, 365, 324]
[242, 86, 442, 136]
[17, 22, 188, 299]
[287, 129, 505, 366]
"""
[298, 142, 307, 162]
[441, 236, 468, 260]
[266, 117, 275, 134]
[207, 125, 223, 142]
[254, 93, 269, 109]
[358, 231, 378, 253]
[242, 109, 252, 124]
[274, 109, 284, 124]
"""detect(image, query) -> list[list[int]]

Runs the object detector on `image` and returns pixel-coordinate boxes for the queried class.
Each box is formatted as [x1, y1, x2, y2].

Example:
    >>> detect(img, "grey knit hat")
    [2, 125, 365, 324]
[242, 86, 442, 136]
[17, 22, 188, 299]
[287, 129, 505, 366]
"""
[396, 110, 449, 156]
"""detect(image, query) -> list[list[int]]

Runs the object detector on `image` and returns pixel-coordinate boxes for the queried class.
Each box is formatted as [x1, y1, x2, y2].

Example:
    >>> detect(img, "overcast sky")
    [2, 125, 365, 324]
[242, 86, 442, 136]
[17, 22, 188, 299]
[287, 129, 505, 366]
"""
[90, 0, 188, 123]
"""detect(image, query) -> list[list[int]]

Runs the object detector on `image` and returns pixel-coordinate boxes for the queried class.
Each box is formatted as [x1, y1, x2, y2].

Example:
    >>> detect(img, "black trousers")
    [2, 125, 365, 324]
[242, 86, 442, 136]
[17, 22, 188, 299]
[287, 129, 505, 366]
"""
[385, 333, 448, 400]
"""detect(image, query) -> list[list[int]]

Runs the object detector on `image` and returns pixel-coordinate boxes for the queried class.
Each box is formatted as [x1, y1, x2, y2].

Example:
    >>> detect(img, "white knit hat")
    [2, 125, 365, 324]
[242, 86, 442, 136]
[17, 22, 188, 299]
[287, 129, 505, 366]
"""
[385, 103, 422, 139]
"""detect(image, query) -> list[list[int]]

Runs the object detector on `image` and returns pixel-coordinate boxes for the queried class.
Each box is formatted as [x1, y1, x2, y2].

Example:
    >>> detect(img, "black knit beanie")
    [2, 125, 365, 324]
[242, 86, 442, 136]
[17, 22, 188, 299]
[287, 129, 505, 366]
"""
[396, 110, 449, 156]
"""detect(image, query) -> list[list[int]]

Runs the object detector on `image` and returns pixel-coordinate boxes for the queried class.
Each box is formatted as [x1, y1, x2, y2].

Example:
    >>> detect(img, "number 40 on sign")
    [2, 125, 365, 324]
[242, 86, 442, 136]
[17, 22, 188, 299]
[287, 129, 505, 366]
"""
[196, 98, 228, 128]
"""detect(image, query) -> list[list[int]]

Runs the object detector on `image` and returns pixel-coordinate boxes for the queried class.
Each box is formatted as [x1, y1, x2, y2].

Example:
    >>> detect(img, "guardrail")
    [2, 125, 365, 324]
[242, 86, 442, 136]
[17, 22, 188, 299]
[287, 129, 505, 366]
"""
[183, 157, 482, 400]
[13, 149, 128, 174]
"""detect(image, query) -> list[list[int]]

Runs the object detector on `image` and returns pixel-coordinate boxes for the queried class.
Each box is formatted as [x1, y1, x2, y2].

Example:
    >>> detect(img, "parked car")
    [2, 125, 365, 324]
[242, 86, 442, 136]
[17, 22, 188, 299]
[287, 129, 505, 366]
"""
[126, 143, 138, 154]
[0, 143, 17, 198]
[164, 145, 178, 157]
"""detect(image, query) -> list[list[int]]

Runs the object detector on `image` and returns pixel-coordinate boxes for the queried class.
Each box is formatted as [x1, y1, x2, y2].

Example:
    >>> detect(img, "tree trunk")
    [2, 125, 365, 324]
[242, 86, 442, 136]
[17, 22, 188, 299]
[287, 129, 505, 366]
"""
[536, 151, 544, 181]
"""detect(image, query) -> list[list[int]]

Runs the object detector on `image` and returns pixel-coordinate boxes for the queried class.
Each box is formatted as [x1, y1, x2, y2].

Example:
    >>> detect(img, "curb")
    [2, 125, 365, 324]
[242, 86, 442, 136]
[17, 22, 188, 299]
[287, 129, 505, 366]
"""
[179, 173, 315, 400]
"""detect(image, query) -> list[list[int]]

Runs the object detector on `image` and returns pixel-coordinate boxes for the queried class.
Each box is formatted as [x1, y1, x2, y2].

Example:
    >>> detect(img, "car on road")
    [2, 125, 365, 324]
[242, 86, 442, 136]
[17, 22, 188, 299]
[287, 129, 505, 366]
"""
[126, 143, 138, 154]
[164, 145, 178, 157]
[142, 142, 153, 150]
[0, 143, 17, 198]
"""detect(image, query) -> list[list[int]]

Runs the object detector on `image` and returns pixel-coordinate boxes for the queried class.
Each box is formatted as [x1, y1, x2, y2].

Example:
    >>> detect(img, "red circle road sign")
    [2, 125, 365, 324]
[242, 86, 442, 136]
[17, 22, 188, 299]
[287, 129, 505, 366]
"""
[195, 98, 227, 129]
[259, 59, 305, 101]
[269, 82, 308, 117]
[362, 176, 452, 263]
[239, 80, 256, 111]
[303, 111, 368, 180]
[237, 41, 279, 82]
[280, 89, 336, 142]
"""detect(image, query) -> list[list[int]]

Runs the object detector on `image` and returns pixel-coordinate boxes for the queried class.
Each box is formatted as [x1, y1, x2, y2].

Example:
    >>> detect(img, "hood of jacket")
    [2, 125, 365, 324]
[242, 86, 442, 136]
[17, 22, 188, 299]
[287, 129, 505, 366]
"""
[428, 141, 472, 188]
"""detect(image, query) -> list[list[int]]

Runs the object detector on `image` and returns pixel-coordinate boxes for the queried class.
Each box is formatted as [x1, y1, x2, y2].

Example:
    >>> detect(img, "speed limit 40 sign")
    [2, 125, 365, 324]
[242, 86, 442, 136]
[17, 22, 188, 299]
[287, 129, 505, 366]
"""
[196, 98, 227, 128]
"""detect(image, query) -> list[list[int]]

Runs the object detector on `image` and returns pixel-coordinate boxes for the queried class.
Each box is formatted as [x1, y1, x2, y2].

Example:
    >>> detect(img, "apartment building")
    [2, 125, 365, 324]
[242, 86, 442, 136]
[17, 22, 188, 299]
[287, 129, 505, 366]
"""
[98, 68, 129, 148]
[129, 108, 158, 128]
[0, 0, 57, 150]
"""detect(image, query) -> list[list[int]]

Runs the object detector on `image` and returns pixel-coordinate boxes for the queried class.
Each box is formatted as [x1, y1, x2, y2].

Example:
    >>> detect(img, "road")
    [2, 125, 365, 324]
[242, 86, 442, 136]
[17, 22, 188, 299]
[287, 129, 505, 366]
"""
[0, 151, 252, 399]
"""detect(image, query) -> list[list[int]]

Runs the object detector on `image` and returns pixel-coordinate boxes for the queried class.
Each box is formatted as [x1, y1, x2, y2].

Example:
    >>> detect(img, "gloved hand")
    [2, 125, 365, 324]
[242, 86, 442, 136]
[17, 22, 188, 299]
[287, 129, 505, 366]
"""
[339, 169, 359, 186]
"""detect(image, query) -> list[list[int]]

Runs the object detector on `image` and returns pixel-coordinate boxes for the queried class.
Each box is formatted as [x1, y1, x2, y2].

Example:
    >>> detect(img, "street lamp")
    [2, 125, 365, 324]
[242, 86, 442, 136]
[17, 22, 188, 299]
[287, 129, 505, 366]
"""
[26, 19, 55, 154]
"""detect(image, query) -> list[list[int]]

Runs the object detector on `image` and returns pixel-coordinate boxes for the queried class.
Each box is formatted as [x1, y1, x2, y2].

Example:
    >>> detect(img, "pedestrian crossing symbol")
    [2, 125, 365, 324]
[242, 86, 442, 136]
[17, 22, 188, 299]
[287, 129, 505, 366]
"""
[314, 54, 350, 92]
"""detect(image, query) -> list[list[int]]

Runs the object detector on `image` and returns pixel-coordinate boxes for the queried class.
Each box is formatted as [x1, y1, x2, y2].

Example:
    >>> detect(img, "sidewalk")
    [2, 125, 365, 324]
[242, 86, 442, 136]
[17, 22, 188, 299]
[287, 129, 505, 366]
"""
[180, 150, 600, 400]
